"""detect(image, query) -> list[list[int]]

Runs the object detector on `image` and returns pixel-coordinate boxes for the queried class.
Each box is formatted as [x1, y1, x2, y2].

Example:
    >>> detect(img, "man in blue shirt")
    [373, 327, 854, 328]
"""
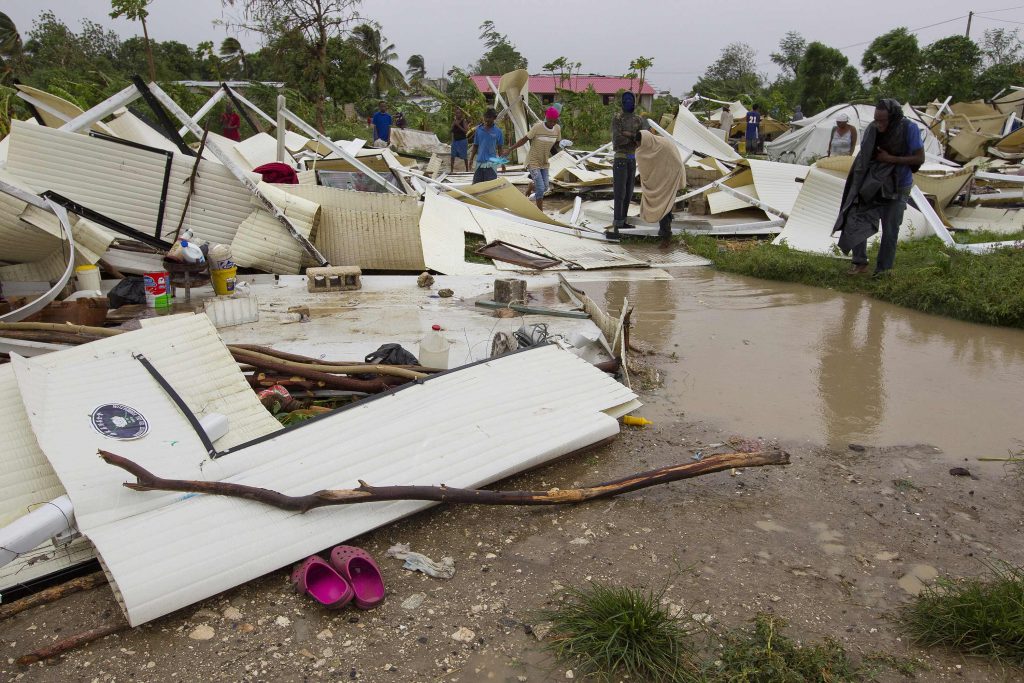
[471, 108, 505, 184]
[371, 101, 393, 144]
[745, 104, 762, 154]
[833, 99, 925, 277]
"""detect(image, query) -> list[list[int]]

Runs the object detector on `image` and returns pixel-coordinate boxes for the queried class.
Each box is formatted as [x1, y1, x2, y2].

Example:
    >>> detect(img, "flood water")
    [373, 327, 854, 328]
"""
[578, 266, 1024, 462]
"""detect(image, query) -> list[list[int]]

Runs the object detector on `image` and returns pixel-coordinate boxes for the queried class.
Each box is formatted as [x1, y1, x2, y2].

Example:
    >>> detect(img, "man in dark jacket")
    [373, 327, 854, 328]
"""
[609, 91, 648, 237]
[833, 99, 924, 276]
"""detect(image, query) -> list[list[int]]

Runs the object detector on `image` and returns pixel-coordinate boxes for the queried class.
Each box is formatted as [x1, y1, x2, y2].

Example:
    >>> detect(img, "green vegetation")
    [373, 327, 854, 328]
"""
[538, 582, 698, 682]
[679, 233, 1024, 329]
[899, 562, 1024, 666]
[538, 583, 917, 682]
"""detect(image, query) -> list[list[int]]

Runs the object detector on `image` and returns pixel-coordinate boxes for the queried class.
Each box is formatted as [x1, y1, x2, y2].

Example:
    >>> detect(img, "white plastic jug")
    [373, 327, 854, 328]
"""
[418, 324, 451, 370]
[180, 240, 205, 265]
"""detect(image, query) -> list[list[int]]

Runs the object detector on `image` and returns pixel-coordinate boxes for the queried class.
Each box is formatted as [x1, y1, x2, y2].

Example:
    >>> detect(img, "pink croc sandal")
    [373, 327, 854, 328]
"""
[329, 546, 385, 609]
[290, 555, 353, 609]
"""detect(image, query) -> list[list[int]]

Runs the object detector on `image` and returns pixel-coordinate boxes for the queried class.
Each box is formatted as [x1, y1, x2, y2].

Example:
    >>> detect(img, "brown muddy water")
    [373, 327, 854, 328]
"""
[577, 266, 1024, 462]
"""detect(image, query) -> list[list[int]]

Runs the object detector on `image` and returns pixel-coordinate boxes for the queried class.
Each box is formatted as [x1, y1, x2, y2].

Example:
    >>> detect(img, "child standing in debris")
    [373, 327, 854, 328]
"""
[450, 107, 470, 172]
[745, 104, 762, 154]
[471, 108, 505, 184]
[221, 105, 241, 142]
[609, 91, 647, 237]
[372, 101, 393, 145]
[507, 107, 561, 211]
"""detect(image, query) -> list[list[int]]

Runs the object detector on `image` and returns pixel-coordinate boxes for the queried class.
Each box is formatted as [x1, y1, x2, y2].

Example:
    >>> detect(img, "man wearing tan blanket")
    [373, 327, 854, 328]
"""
[635, 129, 684, 246]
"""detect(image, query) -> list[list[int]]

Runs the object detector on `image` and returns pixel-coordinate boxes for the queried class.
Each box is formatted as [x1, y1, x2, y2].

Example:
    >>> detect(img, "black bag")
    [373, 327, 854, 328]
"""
[107, 277, 146, 309]
[364, 343, 420, 367]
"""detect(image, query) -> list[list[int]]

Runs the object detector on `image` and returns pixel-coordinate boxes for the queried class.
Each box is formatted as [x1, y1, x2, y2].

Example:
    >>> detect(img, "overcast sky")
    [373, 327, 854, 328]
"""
[7, 1, 1024, 93]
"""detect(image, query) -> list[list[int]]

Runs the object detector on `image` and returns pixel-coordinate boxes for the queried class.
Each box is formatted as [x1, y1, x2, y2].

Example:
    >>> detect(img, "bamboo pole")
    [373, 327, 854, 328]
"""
[99, 449, 790, 513]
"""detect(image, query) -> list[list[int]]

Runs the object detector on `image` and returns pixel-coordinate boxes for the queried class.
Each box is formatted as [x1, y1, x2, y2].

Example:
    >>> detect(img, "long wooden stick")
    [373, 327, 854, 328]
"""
[229, 347, 429, 381]
[0, 572, 108, 622]
[99, 449, 789, 513]
[16, 621, 128, 666]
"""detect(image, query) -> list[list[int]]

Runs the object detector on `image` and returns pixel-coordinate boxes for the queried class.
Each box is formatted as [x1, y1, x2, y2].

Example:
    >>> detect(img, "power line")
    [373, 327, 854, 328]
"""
[975, 15, 1024, 26]
[975, 5, 1024, 15]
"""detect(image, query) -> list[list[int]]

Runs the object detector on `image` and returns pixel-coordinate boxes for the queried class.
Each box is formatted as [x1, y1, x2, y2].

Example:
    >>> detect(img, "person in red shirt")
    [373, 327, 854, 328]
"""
[221, 106, 241, 141]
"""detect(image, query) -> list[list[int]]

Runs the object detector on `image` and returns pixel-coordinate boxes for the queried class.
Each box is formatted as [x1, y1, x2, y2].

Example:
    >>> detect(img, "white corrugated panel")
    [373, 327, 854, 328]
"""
[747, 159, 811, 216]
[0, 169, 62, 263]
[672, 105, 741, 162]
[280, 185, 425, 271]
[106, 110, 180, 152]
[14, 342, 637, 625]
[419, 192, 495, 275]
[6, 121, 255, 247]
[230, 183, 320, 274]
[708, 184, 759, 214]
[236, 133, 294, 169]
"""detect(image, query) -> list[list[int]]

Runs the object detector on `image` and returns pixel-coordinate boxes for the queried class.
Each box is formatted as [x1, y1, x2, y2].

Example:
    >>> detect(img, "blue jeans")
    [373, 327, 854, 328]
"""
[472, 166, 498, 184]
[529, 168, 549, 196]
[851, 188, 910, 272]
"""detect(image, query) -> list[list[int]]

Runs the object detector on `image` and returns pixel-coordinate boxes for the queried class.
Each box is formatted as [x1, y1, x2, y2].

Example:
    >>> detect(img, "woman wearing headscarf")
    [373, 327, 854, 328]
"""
[507, 107, 562, 212]
[634, 129, 684, 246]
[832, 99, 924, 276]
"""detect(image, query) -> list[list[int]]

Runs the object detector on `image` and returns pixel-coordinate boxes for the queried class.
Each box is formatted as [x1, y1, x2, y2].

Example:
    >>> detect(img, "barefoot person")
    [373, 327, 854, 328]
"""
[507, 107, 561, 212]
[833, 99, 924, 277]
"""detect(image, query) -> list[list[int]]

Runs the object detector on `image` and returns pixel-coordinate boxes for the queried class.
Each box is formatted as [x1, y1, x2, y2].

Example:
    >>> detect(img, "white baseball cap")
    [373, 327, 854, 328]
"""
[836, 113, 850, 122]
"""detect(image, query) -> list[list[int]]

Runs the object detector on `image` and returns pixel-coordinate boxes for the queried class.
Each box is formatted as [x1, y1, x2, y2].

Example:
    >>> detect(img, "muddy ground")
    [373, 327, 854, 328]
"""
[3, 352, 1023, 682]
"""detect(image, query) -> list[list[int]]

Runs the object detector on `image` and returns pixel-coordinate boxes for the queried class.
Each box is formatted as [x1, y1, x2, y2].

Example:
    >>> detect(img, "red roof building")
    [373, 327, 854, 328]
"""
[471, 75, 656, 109]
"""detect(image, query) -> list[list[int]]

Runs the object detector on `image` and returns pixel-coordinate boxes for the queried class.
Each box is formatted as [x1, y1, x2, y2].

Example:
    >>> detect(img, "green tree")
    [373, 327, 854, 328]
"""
[628, 56, 654, 96]
[862, 27, 920, 100]
[692, 42, 762, 100]
[796, 42, 863, 115]
[351, 23, 405, 99]
[0, 11, 22, 85]
[977, 62, 1024, 99]
[981, 28, 1022, 67]
[473, 20, 526, 74]
[109, 0, 156, 83]
[771, 31, 806, 79]
[405, 53, 425, 87]
[219, 37, 248, 79]
[919, 35, 981, 102]
[222, 0, 362, 130]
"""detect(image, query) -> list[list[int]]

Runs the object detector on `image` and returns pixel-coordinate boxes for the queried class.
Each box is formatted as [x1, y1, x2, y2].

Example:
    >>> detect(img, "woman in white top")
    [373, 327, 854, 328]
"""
[827, 113, 858, 157]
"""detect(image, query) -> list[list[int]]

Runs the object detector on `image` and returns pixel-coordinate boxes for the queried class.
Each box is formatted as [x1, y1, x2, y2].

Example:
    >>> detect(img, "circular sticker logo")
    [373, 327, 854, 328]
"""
[90, 404, 150, 440]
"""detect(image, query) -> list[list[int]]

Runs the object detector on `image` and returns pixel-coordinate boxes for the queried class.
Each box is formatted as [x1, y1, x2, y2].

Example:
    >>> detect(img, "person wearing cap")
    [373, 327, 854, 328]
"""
[609, 91, 648, 237]
[507, 107, 562, 211]
[792, 105, 805, 122]
[828, 113, 858, 157]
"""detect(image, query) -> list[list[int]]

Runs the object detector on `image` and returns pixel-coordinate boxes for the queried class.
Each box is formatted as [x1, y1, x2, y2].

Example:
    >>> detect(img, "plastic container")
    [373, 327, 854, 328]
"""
[180, 240, 205, 265]
[209, 243, 232, 270]
[144, 271, 171, 308]
[74, 264, 101, 292]
[166, 230, 193, 262]
[210, 266, 237, 296]
[418, 324, 451, 370]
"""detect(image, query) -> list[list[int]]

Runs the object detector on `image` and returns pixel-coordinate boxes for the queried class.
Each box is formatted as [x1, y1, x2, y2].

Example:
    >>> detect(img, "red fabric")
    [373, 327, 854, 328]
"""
[253, 162, 299, 185]
[470, 74, 656, 96]
[221, 112, 241, 141]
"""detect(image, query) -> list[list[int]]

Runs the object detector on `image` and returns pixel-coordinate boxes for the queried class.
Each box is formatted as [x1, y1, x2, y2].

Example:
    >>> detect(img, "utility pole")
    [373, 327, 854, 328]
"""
[966, 11, 974, 38]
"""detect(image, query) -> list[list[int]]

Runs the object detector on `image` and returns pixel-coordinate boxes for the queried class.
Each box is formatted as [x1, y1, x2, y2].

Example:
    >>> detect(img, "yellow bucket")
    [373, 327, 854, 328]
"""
[211, 266, 237, 296]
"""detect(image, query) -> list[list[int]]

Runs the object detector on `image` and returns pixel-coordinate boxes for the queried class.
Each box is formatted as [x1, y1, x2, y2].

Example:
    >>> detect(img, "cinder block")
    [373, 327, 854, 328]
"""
[306, 265, 362, 292]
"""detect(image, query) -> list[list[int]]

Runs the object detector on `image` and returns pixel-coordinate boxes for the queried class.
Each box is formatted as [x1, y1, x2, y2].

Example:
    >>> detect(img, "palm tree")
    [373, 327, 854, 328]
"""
[629, 56, 655, 98]
[110, 0, 157, 83]
[406, 54, 426, 87]
[0, 12, 22, 85]
[352, 23, 406, 99]
[219, 37, 248, 79]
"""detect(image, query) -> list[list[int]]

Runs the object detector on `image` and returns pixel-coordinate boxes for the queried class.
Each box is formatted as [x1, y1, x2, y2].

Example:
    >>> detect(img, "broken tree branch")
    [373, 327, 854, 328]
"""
[0, 572, 108, 622]
[229, 347, 429, 381]
[99, 449, 790, 513]
[16, 620, 128, 666]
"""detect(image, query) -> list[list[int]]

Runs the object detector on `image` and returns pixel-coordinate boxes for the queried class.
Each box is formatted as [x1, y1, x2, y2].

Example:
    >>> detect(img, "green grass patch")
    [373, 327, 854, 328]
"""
[538, 583, 916, 682]
[537, 582, 699, 682]
[898, 562, 1024, 666]
[678, 233, 1024, 329]
[464, 233, 492, 265]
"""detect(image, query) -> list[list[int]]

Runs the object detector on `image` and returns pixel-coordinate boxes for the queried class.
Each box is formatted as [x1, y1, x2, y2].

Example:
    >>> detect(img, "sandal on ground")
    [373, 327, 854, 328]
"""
[329, 545, 386, 609]
[290, 555, 353, 609]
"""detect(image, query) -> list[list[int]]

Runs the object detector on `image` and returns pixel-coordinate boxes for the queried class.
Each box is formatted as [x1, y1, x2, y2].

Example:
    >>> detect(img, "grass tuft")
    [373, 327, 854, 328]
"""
[679, 234, 1024, 329]
[898, 561, 1024, 666]
[538, 582, 698, 682]
[707, 613, 867, 682]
